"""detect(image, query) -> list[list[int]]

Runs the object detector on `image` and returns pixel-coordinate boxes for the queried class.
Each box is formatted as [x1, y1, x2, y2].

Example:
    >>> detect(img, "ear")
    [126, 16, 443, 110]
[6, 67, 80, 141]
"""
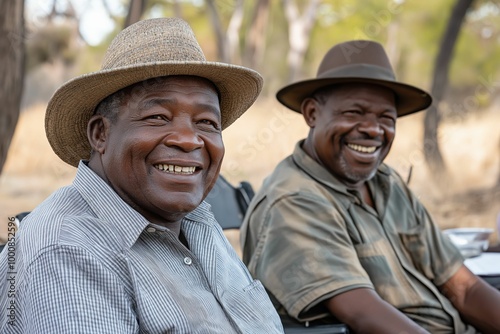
[301, 97, 318, 128]
[87, 115, 110, 154]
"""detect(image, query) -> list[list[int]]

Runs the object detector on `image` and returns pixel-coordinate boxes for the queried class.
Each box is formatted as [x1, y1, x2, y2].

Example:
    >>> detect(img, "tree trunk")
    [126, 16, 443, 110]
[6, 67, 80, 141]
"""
[424, 0, 474, 177]
[173, 0, 182, 19]
[283, 0, 320, 82]
[0, 0, 25, 175]
[124, 0, 147, 28]
[243, 0, 270, 69]
[226, 0, 244, 64]
[206, 0, 229, 62]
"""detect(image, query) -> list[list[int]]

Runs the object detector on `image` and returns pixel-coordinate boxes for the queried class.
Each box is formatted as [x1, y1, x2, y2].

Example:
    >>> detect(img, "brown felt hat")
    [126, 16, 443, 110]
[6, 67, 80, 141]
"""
[46, 17, 263, 167]
[277, 40, 432, 117]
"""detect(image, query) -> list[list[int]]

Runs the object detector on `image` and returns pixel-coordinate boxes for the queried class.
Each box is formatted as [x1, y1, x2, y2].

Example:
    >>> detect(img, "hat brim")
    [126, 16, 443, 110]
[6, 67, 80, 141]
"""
[276, 77, 432, 117]
[46, 61, 263, 167]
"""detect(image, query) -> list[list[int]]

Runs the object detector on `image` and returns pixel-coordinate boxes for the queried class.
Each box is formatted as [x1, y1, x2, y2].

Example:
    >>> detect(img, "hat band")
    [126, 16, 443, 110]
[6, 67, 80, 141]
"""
[318, 63, 396, 82]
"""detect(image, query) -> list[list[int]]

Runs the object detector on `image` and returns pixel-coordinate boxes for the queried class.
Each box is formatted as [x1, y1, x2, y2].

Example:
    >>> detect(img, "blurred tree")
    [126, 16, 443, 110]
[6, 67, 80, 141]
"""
[0, 0, 25, 175]
[243, 0, 270, 69]
[205, 0, 244, 63]
[282, 0, 321, 82]
[26, 23, 78, 70]
[424, 0, 475, 178]
[124, 0, 147, 28]
[46, 0, 89, 44]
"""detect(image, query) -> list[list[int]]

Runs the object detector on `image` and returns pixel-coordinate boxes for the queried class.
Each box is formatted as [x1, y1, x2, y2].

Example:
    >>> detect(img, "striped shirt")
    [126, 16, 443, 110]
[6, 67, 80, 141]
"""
[241, 141, 477, 333]
[0, 161, 283, 333]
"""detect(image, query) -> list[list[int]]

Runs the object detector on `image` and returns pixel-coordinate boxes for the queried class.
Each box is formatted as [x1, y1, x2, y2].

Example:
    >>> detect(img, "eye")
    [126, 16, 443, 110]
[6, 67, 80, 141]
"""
[198, 119, 221, 131]
[381, 113, 396, 123]
[144, 114, 169, 125]
[342, 110, 362, 116]
[148, 115, 165, 120]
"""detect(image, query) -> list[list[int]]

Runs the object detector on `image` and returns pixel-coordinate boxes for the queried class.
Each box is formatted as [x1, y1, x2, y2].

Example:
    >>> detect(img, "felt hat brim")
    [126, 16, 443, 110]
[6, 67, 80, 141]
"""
[276, 41, 432, 116]
[277, 76, 432, 117]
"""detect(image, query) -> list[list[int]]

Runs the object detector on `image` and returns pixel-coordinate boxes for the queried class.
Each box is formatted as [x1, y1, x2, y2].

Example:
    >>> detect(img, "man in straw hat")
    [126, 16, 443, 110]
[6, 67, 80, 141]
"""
[0, 18, 283, 333]
[240, 40, 500, 333]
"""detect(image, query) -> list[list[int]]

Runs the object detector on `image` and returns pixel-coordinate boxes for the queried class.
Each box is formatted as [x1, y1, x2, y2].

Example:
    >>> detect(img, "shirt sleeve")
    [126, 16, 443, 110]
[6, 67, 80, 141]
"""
[21, 246, 138, 333]
[249, 193, 373, 320]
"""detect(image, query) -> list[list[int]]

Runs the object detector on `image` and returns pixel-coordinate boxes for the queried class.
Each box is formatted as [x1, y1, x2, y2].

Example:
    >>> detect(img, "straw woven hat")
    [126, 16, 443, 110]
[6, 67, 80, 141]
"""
[277, 40, 432, 117]
[45, 17, 263, 167]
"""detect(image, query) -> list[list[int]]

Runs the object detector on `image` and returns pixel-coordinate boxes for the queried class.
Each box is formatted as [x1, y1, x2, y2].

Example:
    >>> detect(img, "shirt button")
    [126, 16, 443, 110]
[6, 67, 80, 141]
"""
[183, 257, 193, 265]
[146, 227, 156, 233]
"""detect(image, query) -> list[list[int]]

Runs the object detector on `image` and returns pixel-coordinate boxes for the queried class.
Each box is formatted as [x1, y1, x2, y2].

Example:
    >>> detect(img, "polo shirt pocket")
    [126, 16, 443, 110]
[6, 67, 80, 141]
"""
[354, 238, 396, 287]
[354, 238, 420, 307]
[223, 279, 283, 333]
[398, 224, 433, 279]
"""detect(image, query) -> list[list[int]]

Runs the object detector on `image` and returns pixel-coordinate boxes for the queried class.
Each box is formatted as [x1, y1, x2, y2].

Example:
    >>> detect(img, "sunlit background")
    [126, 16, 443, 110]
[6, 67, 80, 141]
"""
[1, 0, 500, 245]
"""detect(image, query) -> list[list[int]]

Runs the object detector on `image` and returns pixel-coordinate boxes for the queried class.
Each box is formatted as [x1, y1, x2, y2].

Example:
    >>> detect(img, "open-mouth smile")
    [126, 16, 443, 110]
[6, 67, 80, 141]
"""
[154, 164, 197, 174]
[347, 143, 378, 154]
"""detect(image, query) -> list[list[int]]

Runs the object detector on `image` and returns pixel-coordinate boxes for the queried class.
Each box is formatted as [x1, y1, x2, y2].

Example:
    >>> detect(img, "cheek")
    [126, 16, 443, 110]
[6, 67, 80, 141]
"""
[384, 126, 396, 143]
[104, 132, 156, 170]
[206, 136, 225, 165]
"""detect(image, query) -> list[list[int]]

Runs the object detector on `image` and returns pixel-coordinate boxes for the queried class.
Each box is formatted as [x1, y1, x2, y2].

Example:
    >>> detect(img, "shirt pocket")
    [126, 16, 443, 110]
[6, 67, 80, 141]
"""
[398, 224, 433, 279]
[354, 238, 420, 307]
[222, 279, 283, 334]
[354, 238, 397, 287]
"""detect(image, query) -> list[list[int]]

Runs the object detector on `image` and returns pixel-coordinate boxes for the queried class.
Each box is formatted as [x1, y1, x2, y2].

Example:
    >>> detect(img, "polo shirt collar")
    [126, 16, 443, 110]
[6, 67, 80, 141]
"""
[291, 140, 392, 197]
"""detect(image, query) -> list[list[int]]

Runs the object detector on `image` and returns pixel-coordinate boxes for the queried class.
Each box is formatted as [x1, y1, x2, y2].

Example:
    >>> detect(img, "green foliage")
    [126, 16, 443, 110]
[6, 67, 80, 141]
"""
[26, 23, 79, 71]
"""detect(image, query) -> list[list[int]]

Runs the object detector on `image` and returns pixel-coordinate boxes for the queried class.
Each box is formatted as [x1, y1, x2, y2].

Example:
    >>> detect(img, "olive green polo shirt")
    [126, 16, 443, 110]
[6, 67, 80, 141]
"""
[241, 140, 477, 333]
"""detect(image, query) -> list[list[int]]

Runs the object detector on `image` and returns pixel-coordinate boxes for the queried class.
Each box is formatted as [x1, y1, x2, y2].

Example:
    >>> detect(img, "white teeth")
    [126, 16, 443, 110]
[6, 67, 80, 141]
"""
[347, 144, 377, 153]
[155, 164, 196, 174]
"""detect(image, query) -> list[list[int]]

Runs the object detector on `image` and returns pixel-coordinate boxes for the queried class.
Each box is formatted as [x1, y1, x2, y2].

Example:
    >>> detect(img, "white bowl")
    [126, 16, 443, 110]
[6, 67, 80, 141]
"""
[443, 228, 493, 258]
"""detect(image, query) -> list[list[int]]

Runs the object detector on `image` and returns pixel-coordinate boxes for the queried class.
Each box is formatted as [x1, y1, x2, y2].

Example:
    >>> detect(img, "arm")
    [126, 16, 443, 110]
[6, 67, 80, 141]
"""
[23, 246, 138, 333]
[323, 288, 430, 334]
[439, 264, 500, 334]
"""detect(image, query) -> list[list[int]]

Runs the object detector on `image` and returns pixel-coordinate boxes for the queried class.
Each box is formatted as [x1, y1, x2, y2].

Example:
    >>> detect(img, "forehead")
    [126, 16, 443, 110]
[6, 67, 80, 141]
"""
[125, 75, 219, 97]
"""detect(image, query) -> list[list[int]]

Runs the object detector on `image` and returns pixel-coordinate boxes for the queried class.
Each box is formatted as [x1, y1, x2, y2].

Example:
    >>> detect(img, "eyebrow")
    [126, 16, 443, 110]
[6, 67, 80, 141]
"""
[138, 97, 221, 117]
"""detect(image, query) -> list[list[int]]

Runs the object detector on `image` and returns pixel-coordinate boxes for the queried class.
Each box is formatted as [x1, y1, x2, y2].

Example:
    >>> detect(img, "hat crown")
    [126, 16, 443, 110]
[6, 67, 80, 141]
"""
[317, 40, 395, 80]
[275, 39, 432, 117]
[102, 17, 206, 70]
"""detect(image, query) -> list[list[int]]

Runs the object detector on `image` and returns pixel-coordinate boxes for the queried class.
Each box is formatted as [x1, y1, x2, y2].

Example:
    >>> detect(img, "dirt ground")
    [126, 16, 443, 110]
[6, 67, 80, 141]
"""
[1, 100, 499, 248]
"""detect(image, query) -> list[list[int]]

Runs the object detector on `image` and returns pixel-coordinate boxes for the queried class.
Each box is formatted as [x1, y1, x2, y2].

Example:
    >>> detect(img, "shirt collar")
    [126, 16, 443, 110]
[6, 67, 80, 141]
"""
[72, 161, 215, 250]
[291, 140, 392, 197]
[73, 161, 151, 250]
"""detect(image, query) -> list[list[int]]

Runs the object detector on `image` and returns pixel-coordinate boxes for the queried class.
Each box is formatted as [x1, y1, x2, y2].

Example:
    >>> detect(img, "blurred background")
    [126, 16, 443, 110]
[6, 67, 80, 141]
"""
[1, 0, 499, 244]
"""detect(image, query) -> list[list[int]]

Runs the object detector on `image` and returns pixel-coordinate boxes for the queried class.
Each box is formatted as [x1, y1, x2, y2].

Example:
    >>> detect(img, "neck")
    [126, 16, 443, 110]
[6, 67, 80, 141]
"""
[302, 138, 375, 208]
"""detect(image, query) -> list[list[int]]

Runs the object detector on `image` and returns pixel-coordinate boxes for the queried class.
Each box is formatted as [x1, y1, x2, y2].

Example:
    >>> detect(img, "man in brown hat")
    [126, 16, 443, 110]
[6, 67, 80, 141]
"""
[240, 40, 500, 333]
[0, 18, 283, 333]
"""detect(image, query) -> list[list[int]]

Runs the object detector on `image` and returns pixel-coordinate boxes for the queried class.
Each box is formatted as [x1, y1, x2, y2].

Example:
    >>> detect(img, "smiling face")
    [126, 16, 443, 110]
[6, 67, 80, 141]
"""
[302, 83, 397, 190]
[87, 76, 224, 225]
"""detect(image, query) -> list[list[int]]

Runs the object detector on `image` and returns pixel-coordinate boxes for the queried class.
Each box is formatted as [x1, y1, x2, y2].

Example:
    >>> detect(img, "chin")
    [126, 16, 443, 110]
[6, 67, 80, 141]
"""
[345, 169, 378, 184]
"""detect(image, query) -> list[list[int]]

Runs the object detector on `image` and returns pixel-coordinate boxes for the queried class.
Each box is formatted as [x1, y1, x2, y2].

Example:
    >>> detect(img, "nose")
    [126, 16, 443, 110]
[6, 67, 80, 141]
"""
[164, 119, 204, 152]
[357, 115, 384, 137]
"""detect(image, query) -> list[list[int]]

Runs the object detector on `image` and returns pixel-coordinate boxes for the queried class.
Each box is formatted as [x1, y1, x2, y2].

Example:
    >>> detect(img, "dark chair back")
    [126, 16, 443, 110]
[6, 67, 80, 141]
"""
[205, 175, 254, 230]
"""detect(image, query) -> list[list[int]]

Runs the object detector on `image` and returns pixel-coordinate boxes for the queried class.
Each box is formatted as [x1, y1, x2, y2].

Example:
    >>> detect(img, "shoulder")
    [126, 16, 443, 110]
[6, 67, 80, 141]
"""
[260, 155, 341, 203]
[15, 185, 126, 269]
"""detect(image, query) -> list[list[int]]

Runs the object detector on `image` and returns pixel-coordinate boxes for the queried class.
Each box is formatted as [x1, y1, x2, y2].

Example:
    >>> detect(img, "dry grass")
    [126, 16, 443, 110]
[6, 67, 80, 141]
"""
[1, 100, 499, 246]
